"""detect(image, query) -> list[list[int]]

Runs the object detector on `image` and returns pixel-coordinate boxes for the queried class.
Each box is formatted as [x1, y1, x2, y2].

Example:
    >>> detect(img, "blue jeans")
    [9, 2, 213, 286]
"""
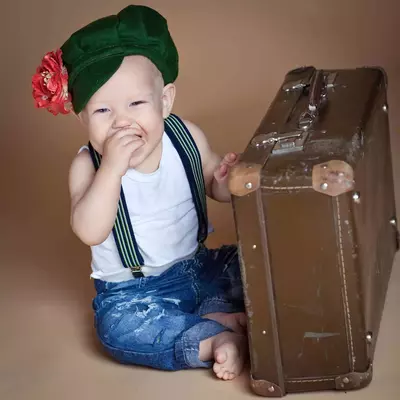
[92, 245, 244, 371]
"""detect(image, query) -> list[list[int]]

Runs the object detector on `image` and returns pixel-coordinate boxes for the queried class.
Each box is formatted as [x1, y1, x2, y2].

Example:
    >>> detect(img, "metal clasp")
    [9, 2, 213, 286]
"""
[251, 130, 309, 155]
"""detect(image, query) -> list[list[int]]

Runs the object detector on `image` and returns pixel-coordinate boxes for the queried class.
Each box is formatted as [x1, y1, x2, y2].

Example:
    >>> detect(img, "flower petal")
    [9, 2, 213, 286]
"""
[32, 49, 72, 115]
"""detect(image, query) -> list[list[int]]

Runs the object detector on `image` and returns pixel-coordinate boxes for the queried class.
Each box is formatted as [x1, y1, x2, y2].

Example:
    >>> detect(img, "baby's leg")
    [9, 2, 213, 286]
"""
[93, 274, 241, 373]
[196, 245, 247, 332]
[95, 295, 244, 372]
[192, 245, 248, 379]
[202, 312, 247, 334]
[196, 245, 244, 311]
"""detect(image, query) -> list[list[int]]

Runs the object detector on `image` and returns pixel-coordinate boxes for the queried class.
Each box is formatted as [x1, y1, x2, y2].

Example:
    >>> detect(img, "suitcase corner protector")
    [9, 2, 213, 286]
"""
[228, 162, 262, 197]
[335, 364, 373, 391]
[312, 159, 355, 196]
[251, 376, 285, 397]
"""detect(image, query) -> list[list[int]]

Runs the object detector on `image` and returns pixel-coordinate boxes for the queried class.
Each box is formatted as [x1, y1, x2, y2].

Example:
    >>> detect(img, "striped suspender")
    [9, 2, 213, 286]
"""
[164, 114, 208, 243]
[87, 114, 208, 278]
[87, 143, 145, 278]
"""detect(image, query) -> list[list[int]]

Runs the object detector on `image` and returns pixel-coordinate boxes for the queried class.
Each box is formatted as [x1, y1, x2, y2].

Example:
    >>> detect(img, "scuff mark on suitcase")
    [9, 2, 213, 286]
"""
[300, 161, 311, 173]
[238, 256, 254, 318]
[298, 332, 340, 357]
[244, 285, 254, 318]
[304, 332, 340, 339]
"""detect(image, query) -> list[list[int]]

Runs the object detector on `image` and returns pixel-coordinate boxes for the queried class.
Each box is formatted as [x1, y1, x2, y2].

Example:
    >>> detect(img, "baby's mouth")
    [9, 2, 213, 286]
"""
[134, 133, 146, 144]
[127, 130, 145, 141]
[130, 128, 144, 139]
[115, 128, 146, 144]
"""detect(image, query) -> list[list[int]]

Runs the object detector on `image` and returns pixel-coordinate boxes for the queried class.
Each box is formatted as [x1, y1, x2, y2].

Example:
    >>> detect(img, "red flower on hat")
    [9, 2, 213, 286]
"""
[32, 49, 72, 115]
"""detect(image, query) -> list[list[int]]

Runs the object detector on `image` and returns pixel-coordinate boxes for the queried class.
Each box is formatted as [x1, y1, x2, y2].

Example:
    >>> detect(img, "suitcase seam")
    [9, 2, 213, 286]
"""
[261, 186, 313, 190]
[287, 378, 334, 383]
[335, 196, 356, 371]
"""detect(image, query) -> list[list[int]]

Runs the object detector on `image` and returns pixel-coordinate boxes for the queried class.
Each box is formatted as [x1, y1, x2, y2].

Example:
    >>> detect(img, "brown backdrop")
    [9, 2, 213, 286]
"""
[1, 1, 399, 399]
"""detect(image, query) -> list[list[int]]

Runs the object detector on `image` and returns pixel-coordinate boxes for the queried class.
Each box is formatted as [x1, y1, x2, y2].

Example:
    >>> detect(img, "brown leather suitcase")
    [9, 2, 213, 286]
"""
[228, 66, 398, 397]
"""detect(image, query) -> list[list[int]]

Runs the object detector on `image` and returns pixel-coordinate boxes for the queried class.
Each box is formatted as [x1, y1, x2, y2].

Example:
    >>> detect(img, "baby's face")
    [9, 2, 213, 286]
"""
[79, 55, 174, 171]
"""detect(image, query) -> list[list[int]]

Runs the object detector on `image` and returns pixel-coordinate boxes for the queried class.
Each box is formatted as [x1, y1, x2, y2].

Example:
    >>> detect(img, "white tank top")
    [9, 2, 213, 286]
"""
[79, 133, 201, 282]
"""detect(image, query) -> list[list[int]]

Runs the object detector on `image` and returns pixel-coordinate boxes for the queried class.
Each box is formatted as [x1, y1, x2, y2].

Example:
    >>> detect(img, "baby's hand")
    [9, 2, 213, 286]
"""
[102, 130, 145, 177]
[213, 152, 239, 183]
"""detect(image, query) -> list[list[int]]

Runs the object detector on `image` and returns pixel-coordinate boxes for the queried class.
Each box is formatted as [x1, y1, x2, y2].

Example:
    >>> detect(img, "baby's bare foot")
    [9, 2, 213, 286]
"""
[203, 312, 247, 334]
[212, 331, 248, 380]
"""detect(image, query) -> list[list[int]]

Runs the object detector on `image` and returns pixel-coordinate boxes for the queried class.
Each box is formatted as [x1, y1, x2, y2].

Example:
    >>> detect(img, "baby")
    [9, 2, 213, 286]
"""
[32, 5, 247, 380]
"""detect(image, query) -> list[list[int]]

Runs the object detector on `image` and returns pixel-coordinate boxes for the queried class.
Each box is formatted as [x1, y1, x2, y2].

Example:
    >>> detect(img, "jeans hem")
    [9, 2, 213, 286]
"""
[175, 320, 228, 368]
[197, 298, 244, 316]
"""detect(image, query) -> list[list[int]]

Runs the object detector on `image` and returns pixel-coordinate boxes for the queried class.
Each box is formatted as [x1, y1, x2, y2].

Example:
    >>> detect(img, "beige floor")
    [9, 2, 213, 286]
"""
[1, 0, 400, 399]
[1, 243, 399, 400]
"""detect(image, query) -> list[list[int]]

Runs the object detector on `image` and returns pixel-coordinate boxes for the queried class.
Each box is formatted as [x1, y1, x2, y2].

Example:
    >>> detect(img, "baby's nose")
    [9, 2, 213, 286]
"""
[113, 113, 134, 128]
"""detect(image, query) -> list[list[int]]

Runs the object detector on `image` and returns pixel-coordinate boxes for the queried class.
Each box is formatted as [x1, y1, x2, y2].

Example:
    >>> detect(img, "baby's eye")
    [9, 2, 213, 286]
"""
[130, 101, 144, 107]
[94, 108, 110, 114]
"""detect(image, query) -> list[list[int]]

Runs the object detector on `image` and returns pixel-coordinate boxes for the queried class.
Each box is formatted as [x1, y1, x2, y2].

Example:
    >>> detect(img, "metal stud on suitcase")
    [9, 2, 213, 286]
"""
[228, 66, 398, 396]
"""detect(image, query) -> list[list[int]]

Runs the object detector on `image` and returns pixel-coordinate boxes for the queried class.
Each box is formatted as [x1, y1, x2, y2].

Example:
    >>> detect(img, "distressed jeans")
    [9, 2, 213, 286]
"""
[92, 245, 244, 371]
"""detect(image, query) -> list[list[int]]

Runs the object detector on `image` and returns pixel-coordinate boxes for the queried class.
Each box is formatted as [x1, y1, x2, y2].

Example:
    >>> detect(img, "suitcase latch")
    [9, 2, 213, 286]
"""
[282, 67, 338, 92]
[251, 130, 309, 154]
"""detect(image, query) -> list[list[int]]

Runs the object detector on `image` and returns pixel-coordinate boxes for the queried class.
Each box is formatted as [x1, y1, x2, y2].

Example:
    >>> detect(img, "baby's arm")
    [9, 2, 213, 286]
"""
[184, 120, 238, 203]
[69, 131, 144, 245]
[68, 151, 122, 246]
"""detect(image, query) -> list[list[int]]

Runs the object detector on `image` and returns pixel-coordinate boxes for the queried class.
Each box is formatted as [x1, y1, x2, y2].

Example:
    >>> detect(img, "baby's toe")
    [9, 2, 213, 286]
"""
[223, 371, 230, 380]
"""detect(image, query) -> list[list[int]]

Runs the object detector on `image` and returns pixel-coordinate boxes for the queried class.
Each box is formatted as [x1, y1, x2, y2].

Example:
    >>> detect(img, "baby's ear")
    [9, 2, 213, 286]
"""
[161, 83, 176, 118]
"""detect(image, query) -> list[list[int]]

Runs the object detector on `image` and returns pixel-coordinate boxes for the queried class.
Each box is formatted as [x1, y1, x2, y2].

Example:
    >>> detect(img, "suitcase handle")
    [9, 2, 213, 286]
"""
[309, 69, 326, 112]
[298, 69, 328, 130]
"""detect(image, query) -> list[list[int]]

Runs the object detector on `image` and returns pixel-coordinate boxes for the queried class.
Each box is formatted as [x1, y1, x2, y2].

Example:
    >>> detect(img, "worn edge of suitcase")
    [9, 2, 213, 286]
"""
[229, 66, 396, 397]
[232, 189, 286, 396]
[250, 363, 373, 397]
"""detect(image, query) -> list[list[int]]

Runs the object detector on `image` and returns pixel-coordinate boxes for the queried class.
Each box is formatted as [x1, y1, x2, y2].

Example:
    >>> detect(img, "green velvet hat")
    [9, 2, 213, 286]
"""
[60, 5, 179, 113]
